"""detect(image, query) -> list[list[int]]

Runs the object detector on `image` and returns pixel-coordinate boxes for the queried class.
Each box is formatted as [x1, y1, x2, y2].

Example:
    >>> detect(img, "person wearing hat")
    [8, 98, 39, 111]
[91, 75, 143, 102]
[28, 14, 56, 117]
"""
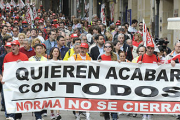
[1, 40, 28, 120]
[13, 20, 19, 27]
[67, 33, 79, 48]
[137, 42, 160, 64]
[137, 42, 160, 120]
[69, 43, 91, 120]
[34, 17, 40, 28]
[0, 42, 11, 112]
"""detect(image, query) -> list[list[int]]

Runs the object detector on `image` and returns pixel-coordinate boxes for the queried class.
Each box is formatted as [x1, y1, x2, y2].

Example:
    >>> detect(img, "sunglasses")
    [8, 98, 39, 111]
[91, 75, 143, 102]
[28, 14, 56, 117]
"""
[139, 25, 143, 27]
[105, 46, 111, 48]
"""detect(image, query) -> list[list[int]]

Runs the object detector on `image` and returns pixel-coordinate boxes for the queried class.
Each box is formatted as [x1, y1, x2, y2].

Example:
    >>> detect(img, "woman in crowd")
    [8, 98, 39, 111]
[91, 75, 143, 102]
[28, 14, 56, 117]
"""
[31, 38, 41, 48]
[133, 33, 143, 47]
[119, 51, 130, 62]
[49, 47, 62, 120]
[105, 31, 113, 41]
[18, 33, 26, 48]
[98, 41, 118, 120]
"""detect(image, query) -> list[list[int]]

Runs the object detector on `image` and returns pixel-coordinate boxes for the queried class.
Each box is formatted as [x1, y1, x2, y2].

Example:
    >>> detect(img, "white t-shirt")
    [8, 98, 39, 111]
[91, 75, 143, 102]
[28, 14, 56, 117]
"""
[128, 26, 137, 33]
[13, 36, 18, 41]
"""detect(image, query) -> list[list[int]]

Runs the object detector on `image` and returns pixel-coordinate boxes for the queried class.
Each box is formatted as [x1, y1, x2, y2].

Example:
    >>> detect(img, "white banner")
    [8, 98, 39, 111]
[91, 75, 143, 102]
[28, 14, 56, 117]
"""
[3, 61, 180, 114]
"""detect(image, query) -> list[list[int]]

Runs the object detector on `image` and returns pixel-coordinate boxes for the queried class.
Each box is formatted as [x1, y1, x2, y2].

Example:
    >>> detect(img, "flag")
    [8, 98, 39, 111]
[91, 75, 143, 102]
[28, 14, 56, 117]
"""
[19, 0, 25, 9]
[101, 3, 106, 26]
[143, 19, 159, 52]
[0, 0, 5, 9]
[33, 5, 37, 18]
[6, 3, 11, 11]
[11, 0, 16, 7]
[25, 3, 33, 27]
[110, 2, 114, 22]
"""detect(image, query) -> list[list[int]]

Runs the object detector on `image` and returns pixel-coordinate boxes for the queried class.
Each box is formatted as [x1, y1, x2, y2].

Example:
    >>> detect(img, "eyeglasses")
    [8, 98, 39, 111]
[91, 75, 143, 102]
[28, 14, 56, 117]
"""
[139, 25, 143, 27]
[105, 46, 111, 48]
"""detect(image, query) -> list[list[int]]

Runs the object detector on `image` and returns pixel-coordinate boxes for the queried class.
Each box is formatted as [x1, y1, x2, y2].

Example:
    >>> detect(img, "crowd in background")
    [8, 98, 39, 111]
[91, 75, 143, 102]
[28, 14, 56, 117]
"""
[0, 3, 180, 120]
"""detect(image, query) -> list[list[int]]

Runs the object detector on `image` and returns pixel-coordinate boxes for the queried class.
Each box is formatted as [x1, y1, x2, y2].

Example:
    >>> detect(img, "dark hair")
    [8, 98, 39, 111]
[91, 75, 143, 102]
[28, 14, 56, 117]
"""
[59, 22, 64, 25]
[132, 19, 138, 24]
[57, 36, 64, 41]
[88, 26, 93, 34]
[34, 43, 43, 49]
[73, 37, 81, 44]
[49, 47, 61, 60]
[49, 29, 56, 35]
[93, 26, 101, 34]
[158, 46, 164, 52]
[119, 51, 126, 57]
[2, 25, 7, 29]
[136, 45, 147, 54]
[97, 34, 104, 40]
[119, 28, 125, 32]
[113, 41, 121, 52]
[3, 35, 12, 45]
[30, 28, 38, 33]
[104, 41, 117, 61]
[123, 22, 129, 26]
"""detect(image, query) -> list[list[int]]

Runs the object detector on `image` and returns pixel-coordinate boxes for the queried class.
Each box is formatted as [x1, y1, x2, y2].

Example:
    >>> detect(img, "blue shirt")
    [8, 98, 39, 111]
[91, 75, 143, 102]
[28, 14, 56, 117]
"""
[97, 45, 104, 55]
[60, 46, 69, 59]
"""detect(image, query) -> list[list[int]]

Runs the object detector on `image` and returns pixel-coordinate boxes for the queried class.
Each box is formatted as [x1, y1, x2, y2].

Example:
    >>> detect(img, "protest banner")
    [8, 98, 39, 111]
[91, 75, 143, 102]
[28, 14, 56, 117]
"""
[3, 61, 180, 114]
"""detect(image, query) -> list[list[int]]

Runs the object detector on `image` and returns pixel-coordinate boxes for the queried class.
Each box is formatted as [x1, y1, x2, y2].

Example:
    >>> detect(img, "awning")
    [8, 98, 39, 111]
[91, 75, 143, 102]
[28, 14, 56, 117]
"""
[167, 17, 180, 30]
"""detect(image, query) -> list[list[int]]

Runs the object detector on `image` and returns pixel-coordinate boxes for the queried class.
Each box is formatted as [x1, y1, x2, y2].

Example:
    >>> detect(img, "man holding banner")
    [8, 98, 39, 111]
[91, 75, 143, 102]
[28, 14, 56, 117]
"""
[70, 42, 91, 120]
[29, 43, 47, 120]
[137, 42, 160, 120]
[2, 40, 28, 120]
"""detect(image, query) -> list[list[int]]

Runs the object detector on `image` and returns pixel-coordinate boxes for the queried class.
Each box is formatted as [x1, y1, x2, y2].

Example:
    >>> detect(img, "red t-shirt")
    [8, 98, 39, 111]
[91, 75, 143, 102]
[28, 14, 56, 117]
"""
[137, 53, 160, 63]
[100, 54, 112, 61]
[2, 52, 28, 72]
[133, 40, 143, 47]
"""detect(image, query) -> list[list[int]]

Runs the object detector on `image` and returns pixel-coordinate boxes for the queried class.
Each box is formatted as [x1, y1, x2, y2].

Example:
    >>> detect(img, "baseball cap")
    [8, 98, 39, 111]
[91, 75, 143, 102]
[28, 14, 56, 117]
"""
[5, 42, 11, 48]
[34, 17, 40, 20]
[38, 20, 43, 23]
[53, 19, 58, 22]
[42, 43, 46, 49]
[15, 16, 19, 20]
[11, 40, 20, 46]
[147, 42, 154, 48]
[14, 20, 18, 24]
[22, 20, 28, 24]
[116, 22, 121, 26]
[116, 20, 121, 23]
[80, 43, 89, 48]
[71, 34, 78, 38]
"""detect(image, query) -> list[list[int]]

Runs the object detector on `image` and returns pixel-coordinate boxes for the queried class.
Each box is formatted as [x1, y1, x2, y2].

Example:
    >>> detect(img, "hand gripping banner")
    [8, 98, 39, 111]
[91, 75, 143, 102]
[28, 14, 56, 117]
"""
[3, 61, 180, 114]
